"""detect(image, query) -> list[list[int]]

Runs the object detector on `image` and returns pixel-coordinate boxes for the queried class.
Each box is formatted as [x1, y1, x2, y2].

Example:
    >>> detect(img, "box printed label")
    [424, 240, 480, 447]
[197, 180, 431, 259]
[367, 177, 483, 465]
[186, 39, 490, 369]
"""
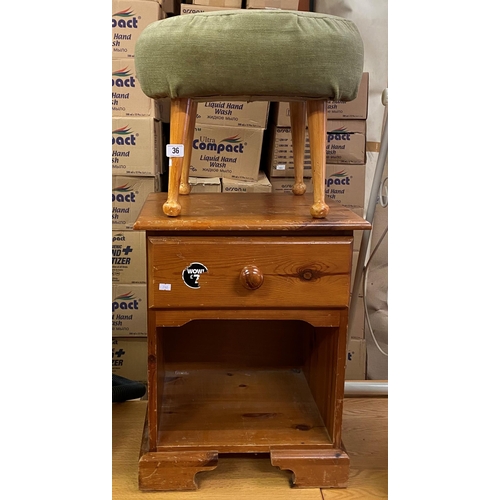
[325, 123, 365, 164]
[189, 125, 264, 181]
[112, 60, 158, 117]
[222, 172, 272, 193]
[196, 101, 269, 128]
[324, 164, 365, 210]
[112, 1, 162, 58]
[112, 118, 163, 176]
[112, 176, 159, 230]
[112, 285, 147, 336]
[112, 337, 148, 381]
[112, 231, 147, 284]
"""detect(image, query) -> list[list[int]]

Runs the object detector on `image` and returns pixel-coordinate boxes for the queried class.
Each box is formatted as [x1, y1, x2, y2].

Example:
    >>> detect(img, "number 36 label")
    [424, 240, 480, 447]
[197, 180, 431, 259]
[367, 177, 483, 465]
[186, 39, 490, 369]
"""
[166, 144, 184, 157]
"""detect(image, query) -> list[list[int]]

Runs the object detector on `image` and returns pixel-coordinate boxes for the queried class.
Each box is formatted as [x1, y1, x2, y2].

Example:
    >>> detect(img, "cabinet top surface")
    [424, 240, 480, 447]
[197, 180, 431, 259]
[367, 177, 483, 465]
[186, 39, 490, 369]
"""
[134, 193, 371, 233]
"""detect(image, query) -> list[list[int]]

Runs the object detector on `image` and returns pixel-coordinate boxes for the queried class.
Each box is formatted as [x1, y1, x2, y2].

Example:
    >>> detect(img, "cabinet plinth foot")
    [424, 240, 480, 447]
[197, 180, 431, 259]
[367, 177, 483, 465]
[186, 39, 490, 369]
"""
[270, 447, 350, 488]
[139, 450, 218, 491]
[138, 416, 218, 491]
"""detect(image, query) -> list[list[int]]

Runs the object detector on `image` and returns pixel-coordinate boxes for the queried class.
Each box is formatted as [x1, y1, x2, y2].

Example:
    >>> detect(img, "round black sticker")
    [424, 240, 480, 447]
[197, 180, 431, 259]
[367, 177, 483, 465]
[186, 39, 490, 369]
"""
[182, 262, 208, 289]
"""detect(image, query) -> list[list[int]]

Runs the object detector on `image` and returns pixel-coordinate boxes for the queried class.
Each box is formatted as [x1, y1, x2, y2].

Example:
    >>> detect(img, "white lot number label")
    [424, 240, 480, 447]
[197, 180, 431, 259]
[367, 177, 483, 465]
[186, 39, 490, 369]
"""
[167, 144, 184, 157]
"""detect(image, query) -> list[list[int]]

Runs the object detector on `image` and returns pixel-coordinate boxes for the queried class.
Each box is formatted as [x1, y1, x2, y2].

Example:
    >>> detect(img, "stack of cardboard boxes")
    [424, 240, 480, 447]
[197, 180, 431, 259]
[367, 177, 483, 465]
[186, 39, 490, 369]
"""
[266, 73, 370, 379]
[111, 1, 369, 380]
[188, 0, 305, 8]
[178, 1, 273, 194]
[167, 2, 310, 195]
[112, 0, 166, 383]
[185, 0, 242, 10]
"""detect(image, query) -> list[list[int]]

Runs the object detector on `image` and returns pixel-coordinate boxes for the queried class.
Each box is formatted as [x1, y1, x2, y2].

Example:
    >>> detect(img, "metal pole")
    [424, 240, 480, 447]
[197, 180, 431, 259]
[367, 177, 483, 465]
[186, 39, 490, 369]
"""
[348, 90, 388, 340]
[344, 380, 388, 397]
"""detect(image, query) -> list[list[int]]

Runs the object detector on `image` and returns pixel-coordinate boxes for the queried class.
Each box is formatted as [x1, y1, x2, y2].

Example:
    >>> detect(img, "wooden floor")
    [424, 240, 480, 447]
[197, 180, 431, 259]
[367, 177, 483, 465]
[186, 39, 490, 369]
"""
[113, 398, 388, 499]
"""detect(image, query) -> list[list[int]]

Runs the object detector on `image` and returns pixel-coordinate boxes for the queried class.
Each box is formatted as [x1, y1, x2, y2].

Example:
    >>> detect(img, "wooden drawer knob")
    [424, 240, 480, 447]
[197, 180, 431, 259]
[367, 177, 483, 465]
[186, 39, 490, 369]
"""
[239, 265, 264, 290]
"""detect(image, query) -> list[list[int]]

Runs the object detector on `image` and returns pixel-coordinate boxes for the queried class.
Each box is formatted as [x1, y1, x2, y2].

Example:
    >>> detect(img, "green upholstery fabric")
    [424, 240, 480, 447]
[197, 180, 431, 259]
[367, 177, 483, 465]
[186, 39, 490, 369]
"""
[135, 9, 364, 101]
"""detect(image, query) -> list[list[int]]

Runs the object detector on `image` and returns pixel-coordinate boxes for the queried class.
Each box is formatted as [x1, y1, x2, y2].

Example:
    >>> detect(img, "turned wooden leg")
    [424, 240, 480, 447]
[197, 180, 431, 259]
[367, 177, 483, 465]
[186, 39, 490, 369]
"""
[179, 100, 198, 195]
[289, 101, 307, 195]
[306, 100, 329, 218]
[163, 98, 193, 216]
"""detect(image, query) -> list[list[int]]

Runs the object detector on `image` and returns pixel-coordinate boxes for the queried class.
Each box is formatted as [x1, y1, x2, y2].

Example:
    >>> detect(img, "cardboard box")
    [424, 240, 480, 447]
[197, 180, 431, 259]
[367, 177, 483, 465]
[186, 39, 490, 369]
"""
[192, 0, 242, 7]
[112, 0, 162, 59]
[328, 72, 369, 119]
[112, 117, 164, 176]
[346, 337, 366, 380]
[188, 124, 264, 181]
[112, 175, 160, 230]
[269, 177, 313, 194]
[189, 176, 222, 193]
[268, 177, 363, 249]
[159, 0, 181, 15]
[246, 0, 300, 9]
[351, 249, 359, 292]
[350, 212, 365, 252]
[195, 101, 269, 129]
[180, 2, 236, 13]
[112, 59, 159, 118]
[349, 293, 365, 338]
[112, 284, 148, 337]
[158, 98, 171, 123]
[324, 163, 365, 211]
[112, 230, 147, 284]
[272, 73, 369, 126]
[266, 124, 311, 178]
[112, 337, 148, 383]
[222, 171, 272, 193]
[266, 120, 365, 178]
[325, 120, 366, 165]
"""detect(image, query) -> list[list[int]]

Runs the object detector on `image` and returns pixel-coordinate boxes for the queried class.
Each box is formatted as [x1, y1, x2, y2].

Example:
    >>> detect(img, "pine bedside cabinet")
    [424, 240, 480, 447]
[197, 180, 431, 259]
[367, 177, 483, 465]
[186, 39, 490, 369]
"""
[132, 192, 371, 491]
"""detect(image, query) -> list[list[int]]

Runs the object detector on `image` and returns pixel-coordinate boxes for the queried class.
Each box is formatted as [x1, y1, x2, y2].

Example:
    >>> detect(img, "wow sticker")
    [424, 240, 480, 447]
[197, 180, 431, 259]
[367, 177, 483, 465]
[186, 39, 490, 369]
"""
[182, 262, 208, 289]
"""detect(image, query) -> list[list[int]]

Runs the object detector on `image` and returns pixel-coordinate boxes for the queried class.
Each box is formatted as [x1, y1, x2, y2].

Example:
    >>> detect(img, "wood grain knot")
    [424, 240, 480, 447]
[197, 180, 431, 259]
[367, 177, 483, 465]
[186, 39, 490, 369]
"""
[294, 424, 312, 431]
[299, 269, 317, 281]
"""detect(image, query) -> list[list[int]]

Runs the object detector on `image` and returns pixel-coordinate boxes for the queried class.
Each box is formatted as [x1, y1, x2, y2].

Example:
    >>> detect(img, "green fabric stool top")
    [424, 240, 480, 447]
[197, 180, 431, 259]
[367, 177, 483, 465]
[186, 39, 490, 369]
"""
[135, 9, 364, 101]
[133, 9, 365, 219]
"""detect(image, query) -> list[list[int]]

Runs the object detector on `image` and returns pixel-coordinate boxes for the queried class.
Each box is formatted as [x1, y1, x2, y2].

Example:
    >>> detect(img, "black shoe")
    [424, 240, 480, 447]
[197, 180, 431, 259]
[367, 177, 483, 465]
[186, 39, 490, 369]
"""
[112, 374, 146, 402]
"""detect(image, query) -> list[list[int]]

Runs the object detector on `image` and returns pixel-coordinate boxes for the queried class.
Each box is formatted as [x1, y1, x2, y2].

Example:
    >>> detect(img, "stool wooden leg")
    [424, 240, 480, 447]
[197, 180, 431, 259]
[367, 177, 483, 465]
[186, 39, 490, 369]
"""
[289, 101, 307, 195]
[306, 100, 329, 218]
[179, 100, 198, 195]
[164, 98, 193, 217]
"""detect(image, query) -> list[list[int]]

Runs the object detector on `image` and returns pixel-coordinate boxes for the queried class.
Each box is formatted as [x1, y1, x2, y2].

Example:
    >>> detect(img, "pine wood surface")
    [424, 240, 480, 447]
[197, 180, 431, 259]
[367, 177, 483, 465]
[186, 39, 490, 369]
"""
[113, 398, 388, 499]
[155, 369, 331, 453]
[133, 192, 372, 232]
[147, 235, 352, 309]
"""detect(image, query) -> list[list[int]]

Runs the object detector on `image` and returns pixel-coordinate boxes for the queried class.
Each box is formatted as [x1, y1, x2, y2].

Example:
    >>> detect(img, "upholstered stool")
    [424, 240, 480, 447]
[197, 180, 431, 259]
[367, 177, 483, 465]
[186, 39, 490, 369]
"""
[135, 9, 364, 218]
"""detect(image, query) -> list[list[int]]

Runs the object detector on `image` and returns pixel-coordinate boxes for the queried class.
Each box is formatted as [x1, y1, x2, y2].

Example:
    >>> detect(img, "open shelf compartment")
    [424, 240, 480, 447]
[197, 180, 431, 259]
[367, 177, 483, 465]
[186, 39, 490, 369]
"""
[157, 367, 333, 453]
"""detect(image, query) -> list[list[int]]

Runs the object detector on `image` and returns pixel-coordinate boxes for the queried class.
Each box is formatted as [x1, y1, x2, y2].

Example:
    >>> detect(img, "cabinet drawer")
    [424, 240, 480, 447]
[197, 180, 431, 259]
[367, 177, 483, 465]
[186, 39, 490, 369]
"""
[148, 236, 352, 309]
